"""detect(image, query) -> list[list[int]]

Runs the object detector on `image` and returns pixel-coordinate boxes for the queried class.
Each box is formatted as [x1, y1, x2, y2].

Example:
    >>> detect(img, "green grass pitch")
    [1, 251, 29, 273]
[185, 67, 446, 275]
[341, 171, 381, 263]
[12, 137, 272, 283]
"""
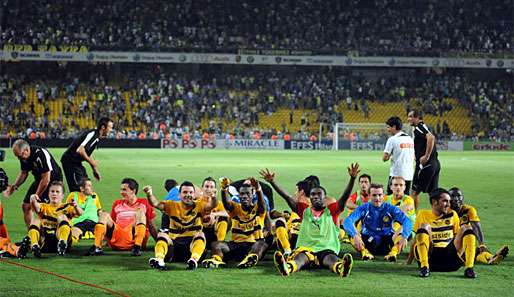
[1, 149, 513, 297]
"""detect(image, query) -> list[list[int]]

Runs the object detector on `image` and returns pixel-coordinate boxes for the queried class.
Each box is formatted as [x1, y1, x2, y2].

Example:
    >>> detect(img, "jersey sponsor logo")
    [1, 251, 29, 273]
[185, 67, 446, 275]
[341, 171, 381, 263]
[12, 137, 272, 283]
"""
[399, 143, 414, 148]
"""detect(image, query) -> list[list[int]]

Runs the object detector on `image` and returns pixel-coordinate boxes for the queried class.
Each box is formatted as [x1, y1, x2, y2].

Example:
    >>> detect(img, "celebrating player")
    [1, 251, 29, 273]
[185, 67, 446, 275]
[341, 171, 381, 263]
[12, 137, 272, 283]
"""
[86, 178, 156, 256]
[146, 181, 217, 270]
[344, 183, 412, 261]
[27, 181, 83, 257]
[449, 187, 509, 265]
[413, 188, 477, 278]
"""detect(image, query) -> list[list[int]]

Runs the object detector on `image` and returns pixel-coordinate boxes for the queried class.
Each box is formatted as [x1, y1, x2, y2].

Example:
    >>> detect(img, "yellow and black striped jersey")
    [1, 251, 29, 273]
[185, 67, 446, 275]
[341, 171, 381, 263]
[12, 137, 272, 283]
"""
[457, 204, 480, 225]
[38, 203, 78, 233]
[162, 200, 208, 239]
[227, 202, 266, 243]
[202, 200, 226, 228]
[287, 212, 302, 235]
[414, 210, 460, 248]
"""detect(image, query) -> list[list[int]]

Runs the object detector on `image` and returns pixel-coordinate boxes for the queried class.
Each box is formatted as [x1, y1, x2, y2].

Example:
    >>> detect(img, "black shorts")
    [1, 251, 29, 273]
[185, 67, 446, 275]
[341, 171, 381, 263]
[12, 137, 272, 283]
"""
[73, 219, 96, 234]
[167, 236, 206, 263]
[225, 241, 254, 262]
[61, 160, 87, 192]
[313, 249, 338, 264]
[23, 174, 63, 204]
[204, 227, 216, 250]
[40, 230, 71, 253]
[363, 234, 394, 255]
[417, 241, 464, 272]
[386, 176, 411, 195]
[412, 159, 440, 194]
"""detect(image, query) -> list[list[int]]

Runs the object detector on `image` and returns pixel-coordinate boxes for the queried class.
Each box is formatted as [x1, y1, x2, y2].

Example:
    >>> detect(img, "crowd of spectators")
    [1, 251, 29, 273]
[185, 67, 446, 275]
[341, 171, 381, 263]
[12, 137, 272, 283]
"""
[1, 67, 512, 142]
[1, 0, 512, 56]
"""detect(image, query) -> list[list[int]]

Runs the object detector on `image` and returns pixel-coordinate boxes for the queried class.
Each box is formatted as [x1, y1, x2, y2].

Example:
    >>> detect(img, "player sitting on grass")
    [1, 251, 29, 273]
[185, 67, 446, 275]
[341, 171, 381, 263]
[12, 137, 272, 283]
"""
[344, 183, 412, 262]
[0, 201, 30, 258]
[413, 188, 477, 278]
[203, 177, 268, 269]
[65, 178, 102, 243]
[28, 181, 83, 257]
[384, 176, 416, 237]
[273, 163, 358, 278]
[449, 187, 509, 265]
[86, 178, 156, 256]
[200, 177, 229, 250]
[146, 181, 217, 270]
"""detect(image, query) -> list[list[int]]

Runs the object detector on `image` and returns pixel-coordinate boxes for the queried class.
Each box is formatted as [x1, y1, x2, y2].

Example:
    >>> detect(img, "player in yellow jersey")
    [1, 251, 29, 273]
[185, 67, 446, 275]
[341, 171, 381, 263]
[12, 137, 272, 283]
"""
[449, 187, 508, 265]
[413, 188, 477, 278]
[27, 181, 83, 257]
[202, 177, 268, 269]
[384, 176, 416, 237]
[145, 181, 217, 270]
[199, 177, 229, 250]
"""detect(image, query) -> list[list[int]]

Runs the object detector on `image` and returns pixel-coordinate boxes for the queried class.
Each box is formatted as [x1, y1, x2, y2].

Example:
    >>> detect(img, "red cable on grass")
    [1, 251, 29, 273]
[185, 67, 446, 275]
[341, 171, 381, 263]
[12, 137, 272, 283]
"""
[0, 258, 130, 297]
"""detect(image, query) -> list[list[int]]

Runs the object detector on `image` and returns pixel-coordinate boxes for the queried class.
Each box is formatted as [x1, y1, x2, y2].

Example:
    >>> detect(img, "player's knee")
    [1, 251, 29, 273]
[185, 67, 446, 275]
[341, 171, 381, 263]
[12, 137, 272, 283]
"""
[98, 211, 110, 223]
[135, 209, 146, 224]
[156, 232, 171, 244]
[194, 231, 206, 241]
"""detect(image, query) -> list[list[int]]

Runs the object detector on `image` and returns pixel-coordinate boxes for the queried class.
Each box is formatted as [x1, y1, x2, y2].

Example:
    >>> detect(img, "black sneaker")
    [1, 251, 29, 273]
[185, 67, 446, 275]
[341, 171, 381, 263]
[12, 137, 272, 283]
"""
[32, 245, 42, 258]
[85, 245, 104, 256]
[149, 258, 168, 270]
[57, 240, 67, 256]
[187, 258, 198, 270]
[419, 266, 430, 278]
[464, 267, 477, 279]
[17, 236, 31, 259]
[131, 245, 142, 256]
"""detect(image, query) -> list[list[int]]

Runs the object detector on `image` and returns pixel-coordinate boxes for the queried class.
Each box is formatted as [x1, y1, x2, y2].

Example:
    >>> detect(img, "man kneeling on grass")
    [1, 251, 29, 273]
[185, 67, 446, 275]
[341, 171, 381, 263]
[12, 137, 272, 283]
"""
[273, 163, 359, 278]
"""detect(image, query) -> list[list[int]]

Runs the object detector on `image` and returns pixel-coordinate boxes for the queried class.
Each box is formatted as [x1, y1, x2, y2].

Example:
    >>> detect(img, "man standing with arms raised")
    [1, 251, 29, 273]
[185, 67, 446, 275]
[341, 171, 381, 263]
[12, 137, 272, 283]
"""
[61, 117, 113, 192]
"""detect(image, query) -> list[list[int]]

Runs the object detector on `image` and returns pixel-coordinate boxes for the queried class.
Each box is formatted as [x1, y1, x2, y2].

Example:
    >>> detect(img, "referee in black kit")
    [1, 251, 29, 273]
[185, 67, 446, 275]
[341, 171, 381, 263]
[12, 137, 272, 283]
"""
[3, 139, 63, 227]
[61, 117, 113, 192]
[407, 109, 441, 210]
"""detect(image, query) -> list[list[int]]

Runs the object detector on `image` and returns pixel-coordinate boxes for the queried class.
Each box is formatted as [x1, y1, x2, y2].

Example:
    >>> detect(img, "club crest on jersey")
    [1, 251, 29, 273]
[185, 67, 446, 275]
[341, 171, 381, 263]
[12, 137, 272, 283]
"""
[461, 215, 469, 224]
[383, 216, 390, 223]
[445, 219, 451, 225]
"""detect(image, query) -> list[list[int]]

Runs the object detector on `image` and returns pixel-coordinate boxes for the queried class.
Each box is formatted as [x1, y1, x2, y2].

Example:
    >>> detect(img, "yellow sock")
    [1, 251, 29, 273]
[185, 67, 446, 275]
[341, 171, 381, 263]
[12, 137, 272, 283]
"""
[339, 228, 346, 240]
[276, 223, 291, 253]
[57, 222, 71, 242]
[212, 254, 223, 262]
[476, 251, 492, 264]
[389, 236, 402, 256]
[94, 223, 106, 248]
[134, 223, 146, 246]
[28, 225, 40, 247]
[155, 238, 169, 260]
[190, 237, 206, 260]
[463, 231, 476, 268]
[215, 219, 228, 241]
[415, 231, 430, 268]
[360, 248, 371, 256]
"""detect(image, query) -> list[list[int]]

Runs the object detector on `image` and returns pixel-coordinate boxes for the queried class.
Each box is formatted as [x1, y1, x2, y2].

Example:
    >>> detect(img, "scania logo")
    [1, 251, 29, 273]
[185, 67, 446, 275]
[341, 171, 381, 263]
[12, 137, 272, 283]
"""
[11, 51, 18, 59]
[275, 56, 282, 64]
[247, 56, 254, 63]
[497, 60, 504, 67]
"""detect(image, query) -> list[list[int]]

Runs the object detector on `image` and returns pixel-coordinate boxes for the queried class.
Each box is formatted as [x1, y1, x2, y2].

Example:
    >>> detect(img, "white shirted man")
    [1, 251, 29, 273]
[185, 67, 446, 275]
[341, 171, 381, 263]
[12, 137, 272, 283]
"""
[383, 116, 414, 195]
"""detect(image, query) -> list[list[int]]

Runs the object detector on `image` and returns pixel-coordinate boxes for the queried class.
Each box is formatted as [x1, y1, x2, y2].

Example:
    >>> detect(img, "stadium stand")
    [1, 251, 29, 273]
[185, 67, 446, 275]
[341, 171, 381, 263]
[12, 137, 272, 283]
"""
[1, 0, 512, 56]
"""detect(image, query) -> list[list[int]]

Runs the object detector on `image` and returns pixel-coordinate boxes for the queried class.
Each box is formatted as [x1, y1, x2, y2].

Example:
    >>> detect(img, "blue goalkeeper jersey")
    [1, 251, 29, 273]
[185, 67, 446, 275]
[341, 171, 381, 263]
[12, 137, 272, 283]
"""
[343, 202, 412, 242]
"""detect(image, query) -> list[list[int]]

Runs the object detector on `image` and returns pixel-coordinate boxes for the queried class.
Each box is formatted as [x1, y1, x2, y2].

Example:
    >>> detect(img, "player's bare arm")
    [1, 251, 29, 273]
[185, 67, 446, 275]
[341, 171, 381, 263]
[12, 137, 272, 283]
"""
[259, 168, 297, 212]
[143, 185, 165, 211]
[338, 163, 359, 211]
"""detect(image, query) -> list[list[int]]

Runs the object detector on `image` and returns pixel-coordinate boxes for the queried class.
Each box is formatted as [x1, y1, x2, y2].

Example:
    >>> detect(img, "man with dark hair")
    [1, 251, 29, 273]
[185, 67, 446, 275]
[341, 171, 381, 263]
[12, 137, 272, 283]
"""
[86, 178, 156, 256]
[413, 188, 477, 278]
[407, 110, 440, 210]
[3, 139, 63, 227]
[344, 183, 412, 262]
[61, 117, 113, 192]
[65, 177, 102, 243]
[345, 174, 371, 214]
[203, 177, 267, 269]
[383, 116, 414, 195]
[272, 163, 358, 278]
[146, 181, 218, 270]
[200, 177, 229, 250]
[449, 187, 508, 265]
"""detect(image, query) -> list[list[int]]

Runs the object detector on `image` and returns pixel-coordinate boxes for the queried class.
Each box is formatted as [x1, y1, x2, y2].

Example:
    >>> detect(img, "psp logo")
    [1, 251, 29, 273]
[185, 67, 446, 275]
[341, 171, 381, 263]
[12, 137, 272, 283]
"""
[132, 53, 141, 62]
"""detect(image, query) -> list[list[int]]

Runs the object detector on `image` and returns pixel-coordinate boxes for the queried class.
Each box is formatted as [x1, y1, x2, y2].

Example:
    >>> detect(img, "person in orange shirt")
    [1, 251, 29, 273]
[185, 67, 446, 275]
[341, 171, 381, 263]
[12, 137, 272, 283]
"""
[0, 201, 30, 258]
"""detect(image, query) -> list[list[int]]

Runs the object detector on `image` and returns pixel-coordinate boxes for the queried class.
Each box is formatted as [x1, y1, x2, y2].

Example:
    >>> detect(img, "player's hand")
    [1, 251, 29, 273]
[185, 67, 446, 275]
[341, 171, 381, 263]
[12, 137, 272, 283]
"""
[259, 168, 275, 183]
[93, 168, 101, 181]
[2, 185, 15, 198]
[71, 199, 78, 208]
[353, 235, 365, 251]
[347, 162, 360, 178]
[203, 213, 216, 226]
[143, 186, 153, 196]
[219, 177, 231, 190]
[30, 194, 40, 202]
[248, 177, 261, 192]
[420, 155, 429, 166]
[397, 237, 408, 251]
